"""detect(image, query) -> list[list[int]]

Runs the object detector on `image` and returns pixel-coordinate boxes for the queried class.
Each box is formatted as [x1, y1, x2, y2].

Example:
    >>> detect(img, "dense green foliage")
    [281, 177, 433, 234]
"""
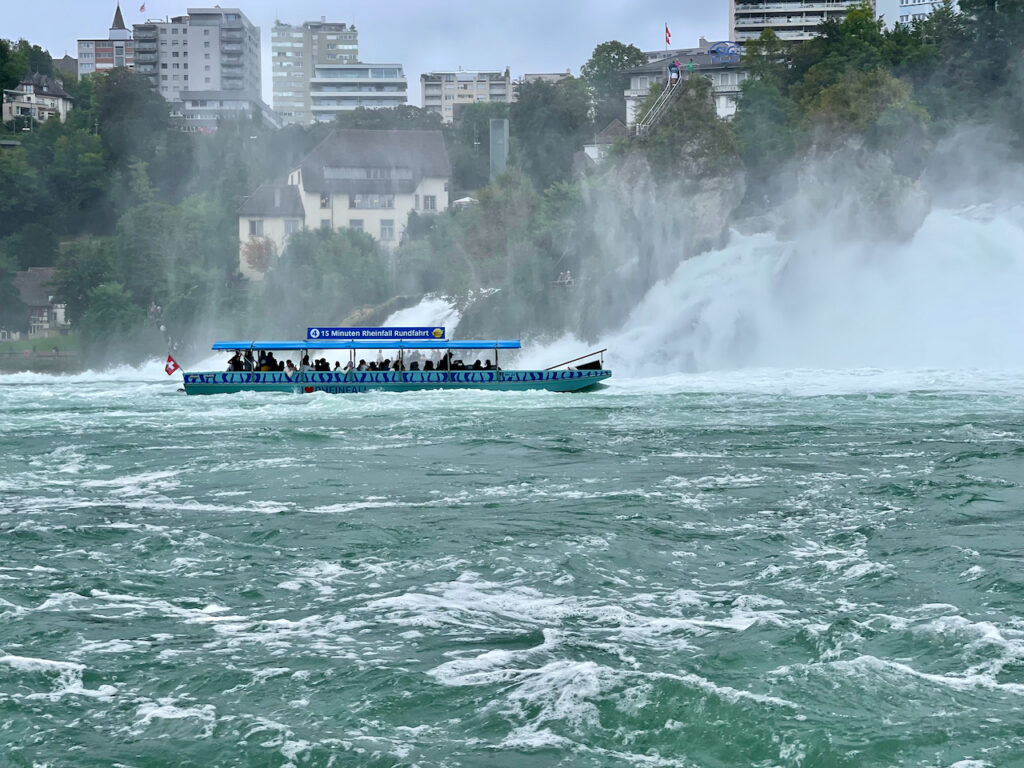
[3, 1, 1024, 360]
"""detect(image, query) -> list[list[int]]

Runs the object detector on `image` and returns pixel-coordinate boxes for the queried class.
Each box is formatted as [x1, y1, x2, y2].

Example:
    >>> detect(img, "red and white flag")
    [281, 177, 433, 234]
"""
[665, 24, 671, 45]
[164, 354, 180, 376]
[140, 3, 146, 12]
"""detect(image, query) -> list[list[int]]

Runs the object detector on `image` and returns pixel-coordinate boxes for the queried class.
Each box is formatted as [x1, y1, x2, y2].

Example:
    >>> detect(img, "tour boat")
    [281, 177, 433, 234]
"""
[181, 327, 610, 395]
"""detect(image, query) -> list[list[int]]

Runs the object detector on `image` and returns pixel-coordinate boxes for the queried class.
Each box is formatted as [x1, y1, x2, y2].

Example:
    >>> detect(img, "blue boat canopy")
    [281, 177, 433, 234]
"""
[211, 340, 522, 351]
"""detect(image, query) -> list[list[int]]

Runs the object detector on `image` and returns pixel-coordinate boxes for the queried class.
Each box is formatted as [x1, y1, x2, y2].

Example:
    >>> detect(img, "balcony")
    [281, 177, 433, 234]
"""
[136, 53, 158, 63]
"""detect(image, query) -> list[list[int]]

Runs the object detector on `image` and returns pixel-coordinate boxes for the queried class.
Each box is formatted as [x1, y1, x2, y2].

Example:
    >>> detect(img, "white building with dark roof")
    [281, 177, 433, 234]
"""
[2, 72, 74, 124]
[238, 129, 451, 279]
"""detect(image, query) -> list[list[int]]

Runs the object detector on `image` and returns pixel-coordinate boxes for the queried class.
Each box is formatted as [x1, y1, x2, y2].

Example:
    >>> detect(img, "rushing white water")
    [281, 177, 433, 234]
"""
[519, 204, 1024, 376]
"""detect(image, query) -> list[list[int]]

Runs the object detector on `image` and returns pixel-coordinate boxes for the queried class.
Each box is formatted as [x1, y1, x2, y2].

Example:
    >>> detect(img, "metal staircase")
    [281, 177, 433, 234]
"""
[634, 81, 682, 138]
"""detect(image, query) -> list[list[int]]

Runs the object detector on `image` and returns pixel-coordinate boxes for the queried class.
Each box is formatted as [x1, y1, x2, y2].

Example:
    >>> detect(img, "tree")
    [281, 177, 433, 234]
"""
[0, 250, 27, 335]
[52, 237, 116, 325]
[93, 67, 169, 169]
[78, 281, 148, 357]
[332, 104, 447, 132]
[637, 75, 741, 182]
[581, 41, 647, 129]
[510, 77, 592, 190]
[243, 236, 276, 274]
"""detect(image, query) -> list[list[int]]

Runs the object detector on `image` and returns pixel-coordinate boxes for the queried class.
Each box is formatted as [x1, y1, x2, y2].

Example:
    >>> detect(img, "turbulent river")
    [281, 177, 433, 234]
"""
[4, 204, 1024, 766]
[3, 367, 1024, 767]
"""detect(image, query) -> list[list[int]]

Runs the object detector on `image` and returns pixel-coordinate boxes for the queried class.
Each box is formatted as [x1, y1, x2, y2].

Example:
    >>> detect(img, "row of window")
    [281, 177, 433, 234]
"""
[249, 218, 395, 241]
[316, 192, 438, 210]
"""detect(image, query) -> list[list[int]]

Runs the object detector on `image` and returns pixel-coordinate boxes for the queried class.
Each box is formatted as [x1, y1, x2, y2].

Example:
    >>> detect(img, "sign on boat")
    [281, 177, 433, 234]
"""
[181, 327, 611, 395]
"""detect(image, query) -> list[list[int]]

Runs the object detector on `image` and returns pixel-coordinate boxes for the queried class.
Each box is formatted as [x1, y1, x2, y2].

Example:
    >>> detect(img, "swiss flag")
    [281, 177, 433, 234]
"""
[665, 24, 671, 45]
[165, 354, 180, 376]
[140, 3, 146, 11]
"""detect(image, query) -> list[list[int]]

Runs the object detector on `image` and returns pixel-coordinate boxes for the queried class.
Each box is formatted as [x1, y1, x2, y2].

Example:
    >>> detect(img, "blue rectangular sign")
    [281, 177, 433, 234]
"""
[307, 327, 446, 341]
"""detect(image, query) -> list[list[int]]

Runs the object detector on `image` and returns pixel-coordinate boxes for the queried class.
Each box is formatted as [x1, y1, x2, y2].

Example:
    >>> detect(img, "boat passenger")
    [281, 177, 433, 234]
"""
[356, 359, 368, 371]
[344, 360, 354, 371]
[285, 360, 297, 379]
[368, 361, 378, 371]
[299, 355, 312, 372]
[423, 360, 434, 371]
[483, 360, 494, 370]
[380, 359, 391, 371]
[226, 352, 241, 371]
[333, 361, 342, 371]
[258, 351, 269, 371]
[409, 361, 420, 371]
[266, 351, 279, 371]
[472, 360, 483, 370]
[241, 351, 255, 371]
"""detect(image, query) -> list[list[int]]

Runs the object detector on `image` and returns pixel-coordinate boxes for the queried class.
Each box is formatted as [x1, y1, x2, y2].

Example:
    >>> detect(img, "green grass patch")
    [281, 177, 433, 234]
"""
[0, 332, 81, 355]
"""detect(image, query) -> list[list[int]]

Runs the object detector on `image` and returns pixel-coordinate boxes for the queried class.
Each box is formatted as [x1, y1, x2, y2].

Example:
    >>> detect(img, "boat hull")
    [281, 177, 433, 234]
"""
[182, 369, 611, 395]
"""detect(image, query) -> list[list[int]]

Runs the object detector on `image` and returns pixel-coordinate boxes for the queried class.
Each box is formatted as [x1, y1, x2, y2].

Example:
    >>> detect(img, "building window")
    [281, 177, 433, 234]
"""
[380, 219, 395, 241]
[349, 219, 363, 231]
[320, 219, 331, 230]
[348, 193, 394, 209]
[204, 41, 210, 48]
[204, 29, 210, 35]
[423, 195, 437, 211]
[320, 193, 330, 209]
[249, 219, 263, 236]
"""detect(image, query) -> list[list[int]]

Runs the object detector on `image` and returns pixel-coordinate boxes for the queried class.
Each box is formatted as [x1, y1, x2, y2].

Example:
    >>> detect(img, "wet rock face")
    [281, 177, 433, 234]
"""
[778, 147, 930, 245]
[572, 157, 747, 338]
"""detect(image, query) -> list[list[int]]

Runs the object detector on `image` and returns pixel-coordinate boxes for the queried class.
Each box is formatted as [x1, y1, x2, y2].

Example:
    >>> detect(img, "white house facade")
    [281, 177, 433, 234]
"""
[238, 129, 451, 280]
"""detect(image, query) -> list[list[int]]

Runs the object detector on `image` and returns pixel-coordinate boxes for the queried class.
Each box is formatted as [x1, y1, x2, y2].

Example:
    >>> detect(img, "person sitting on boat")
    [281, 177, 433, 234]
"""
[423, 360, 434, 371]
[343, 360, 354, 371]
[409, 360, 420, 371]
[285, 360, 297, 379]
[483, 359, 494, 370]
[226, 352, 241, 371]
[241, 351, 255, 371]
[356, 359, 368, 371]
[299, 355, 312, 372]
[472, 359, 483, 370]
[265, 351, 279, 371]
[333, 361, 342, 371]
[394, 359, 405, 371]
[368, 361, 378, 371]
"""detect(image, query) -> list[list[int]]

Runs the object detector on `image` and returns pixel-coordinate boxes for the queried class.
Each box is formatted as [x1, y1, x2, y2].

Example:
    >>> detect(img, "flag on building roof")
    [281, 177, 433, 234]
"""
[140, 3, 146, 12]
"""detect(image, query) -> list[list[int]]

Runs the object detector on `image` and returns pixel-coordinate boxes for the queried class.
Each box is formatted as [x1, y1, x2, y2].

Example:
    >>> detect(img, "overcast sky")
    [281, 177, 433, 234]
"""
[5, 0, 729, 105]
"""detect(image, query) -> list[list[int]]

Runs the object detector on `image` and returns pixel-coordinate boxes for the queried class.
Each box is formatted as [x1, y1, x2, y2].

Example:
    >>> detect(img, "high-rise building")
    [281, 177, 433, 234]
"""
[729, 0, 875, 43]
[272, 20, 359, 126]
[77, 3, 135, 79]
[420, 69, 512, 123]
[307, 64, 407, 122]
[133, 7, 260, 103]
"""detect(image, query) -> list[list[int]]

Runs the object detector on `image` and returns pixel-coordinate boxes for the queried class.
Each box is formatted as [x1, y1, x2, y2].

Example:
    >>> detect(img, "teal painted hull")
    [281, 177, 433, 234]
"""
[182, 369, 611, 395]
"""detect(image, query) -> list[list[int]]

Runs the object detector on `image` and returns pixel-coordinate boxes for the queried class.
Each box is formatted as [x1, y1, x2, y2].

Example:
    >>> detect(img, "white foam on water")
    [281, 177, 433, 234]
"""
[0, 653, 117, 700]
[382, 296, 462, 334]
[133, 699, 217, 737]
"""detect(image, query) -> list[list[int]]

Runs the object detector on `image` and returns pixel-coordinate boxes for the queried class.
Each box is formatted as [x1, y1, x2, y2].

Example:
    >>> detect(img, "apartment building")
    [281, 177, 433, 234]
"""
[272, 19, 359, 126]
[77, 4, 135, 79]
[729, 0, 875, 42]
[420, 68, 512, 123]
[133, 7, 260, 102]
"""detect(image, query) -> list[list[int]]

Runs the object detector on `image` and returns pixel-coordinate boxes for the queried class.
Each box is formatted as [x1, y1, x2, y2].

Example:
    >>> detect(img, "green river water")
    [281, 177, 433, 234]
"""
[2, 367, 1023, 767]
